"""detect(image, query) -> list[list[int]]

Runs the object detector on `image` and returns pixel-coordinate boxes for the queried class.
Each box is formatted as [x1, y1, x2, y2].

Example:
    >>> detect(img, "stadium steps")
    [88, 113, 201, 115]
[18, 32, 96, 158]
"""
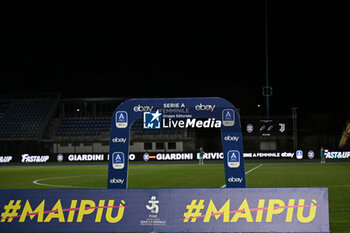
[0, 97, 58, 140]
[55, 117, 111, 137]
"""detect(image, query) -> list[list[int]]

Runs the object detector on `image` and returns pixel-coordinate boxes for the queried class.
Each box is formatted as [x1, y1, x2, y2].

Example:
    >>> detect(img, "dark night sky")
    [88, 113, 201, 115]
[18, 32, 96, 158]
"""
[1, 1, 349, 116]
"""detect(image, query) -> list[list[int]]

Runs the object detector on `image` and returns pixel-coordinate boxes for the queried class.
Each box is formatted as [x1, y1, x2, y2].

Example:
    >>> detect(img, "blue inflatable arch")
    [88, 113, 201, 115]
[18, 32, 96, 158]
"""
[108, 97, 245, 189]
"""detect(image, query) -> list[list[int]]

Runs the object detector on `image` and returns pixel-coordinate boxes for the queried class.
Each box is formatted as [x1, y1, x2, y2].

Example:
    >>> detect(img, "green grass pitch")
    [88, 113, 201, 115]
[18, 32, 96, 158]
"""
[0, 162, 349, 232]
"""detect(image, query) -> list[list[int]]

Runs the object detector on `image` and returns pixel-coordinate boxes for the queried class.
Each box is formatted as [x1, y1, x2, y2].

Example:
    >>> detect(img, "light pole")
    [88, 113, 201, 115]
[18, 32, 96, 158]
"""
[264, 0, 272, 117]
[292, 107, 298, 151]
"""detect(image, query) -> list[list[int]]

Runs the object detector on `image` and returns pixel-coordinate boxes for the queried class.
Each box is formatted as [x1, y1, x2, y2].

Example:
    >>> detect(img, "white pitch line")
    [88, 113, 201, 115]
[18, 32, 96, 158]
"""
[33, 175, 104, 189]
[245, 164, 263, 175]
[221, 164, 263, 188]
[33, 176, 81, 188]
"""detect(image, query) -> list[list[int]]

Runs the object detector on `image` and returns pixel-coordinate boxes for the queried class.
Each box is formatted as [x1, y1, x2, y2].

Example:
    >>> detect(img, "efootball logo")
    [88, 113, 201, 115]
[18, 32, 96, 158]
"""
[143, 110, 162, 129]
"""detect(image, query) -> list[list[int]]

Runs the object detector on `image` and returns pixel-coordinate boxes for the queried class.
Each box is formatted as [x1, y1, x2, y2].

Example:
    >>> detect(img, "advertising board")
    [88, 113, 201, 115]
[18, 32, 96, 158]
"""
[0, 188, 329, 232]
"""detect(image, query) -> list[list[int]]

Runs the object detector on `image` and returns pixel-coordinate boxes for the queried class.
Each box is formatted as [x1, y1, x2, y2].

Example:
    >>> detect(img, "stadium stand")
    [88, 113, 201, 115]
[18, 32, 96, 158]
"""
[0, 95, 59, 139]
[2, 94, 339, 155]
[56, 117, 110, 137]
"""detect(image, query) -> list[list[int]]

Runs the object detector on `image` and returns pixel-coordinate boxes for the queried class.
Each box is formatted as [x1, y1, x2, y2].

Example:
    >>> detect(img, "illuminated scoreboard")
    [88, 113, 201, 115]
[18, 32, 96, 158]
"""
[241, 118, 292, 137]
